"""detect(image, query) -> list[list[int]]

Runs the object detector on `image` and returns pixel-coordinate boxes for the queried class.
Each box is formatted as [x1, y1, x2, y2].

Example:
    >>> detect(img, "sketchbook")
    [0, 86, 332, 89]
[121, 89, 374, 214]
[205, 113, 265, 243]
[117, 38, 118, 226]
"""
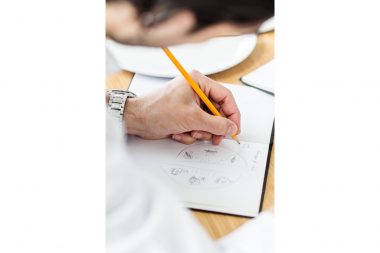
[126, 74, 274, 217]
[241, 60, 274, 95]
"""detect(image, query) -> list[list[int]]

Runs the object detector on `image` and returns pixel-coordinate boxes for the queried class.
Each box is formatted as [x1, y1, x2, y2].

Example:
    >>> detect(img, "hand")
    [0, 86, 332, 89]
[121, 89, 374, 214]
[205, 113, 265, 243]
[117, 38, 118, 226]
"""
[124, 70, 241, 145]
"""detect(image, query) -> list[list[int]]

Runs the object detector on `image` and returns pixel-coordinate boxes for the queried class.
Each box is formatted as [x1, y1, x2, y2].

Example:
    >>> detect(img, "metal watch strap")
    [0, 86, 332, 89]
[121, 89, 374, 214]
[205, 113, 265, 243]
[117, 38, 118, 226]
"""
[107, 90, 137, 120]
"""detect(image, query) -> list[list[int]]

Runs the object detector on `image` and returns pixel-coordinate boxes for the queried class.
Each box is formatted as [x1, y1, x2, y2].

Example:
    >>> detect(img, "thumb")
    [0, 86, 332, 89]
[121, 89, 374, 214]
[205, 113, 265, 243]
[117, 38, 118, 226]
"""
[196, 111, 238, 136]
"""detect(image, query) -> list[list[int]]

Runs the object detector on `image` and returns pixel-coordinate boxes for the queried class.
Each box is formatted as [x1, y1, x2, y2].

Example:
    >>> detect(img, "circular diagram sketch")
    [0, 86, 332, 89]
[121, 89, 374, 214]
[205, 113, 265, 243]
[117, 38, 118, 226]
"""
[162, 143, 249, 188]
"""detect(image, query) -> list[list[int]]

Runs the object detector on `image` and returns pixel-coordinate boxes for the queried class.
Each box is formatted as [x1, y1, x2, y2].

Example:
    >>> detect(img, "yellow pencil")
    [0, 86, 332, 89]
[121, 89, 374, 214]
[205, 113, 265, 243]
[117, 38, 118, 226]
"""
[162, 47, 240, 144]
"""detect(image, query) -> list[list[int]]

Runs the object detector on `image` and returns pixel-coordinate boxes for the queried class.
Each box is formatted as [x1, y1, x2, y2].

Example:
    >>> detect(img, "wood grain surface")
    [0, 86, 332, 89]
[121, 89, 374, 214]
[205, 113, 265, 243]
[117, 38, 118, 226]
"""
[106, 31, 275, 240]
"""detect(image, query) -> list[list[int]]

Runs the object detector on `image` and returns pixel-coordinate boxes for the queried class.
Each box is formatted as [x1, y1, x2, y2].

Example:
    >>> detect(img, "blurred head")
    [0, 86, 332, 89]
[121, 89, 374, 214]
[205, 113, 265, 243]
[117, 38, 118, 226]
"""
[106, 0, 274, 46]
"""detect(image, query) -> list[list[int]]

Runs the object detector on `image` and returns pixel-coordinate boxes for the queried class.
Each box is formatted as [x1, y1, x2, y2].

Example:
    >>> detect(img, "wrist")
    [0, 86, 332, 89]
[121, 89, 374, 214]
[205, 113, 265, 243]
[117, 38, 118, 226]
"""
[123, 97, 146, 136]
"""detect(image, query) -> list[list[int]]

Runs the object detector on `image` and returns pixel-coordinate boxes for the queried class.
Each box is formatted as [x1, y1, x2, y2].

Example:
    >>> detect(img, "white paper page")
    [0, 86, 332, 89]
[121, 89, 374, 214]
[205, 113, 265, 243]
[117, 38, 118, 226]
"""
[241, 60, 274, 94]
[126, 74, 274, 216]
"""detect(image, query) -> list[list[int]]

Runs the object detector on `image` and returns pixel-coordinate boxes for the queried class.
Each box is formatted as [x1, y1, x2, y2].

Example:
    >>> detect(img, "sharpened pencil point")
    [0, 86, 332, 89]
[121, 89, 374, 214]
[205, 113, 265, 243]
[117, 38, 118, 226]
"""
[232, 135, 240, 144]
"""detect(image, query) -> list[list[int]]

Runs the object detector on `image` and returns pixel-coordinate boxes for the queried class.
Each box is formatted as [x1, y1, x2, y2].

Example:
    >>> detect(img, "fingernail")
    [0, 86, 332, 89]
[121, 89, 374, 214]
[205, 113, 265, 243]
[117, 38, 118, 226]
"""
[172, 134, 181, 141]
[191, 132, 202, 139]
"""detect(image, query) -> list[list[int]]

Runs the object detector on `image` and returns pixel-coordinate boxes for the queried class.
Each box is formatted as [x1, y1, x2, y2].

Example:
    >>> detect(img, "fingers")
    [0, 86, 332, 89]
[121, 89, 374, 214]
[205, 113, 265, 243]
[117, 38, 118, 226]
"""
[166, 70, 241, 146]
[195, 110, 239, 137]
[189, 70, 241, 133]
[172, 133, 196, 145]
[172, 131, 213, 145]
[172, 132, 225, 146]
[212, 135, 224, 145]
[190, 131, 212, 140]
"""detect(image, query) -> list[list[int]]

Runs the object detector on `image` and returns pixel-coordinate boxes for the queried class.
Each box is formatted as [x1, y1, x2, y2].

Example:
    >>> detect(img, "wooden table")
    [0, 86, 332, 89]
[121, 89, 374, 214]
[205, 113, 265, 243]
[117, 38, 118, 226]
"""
[106, 31, 274, 240]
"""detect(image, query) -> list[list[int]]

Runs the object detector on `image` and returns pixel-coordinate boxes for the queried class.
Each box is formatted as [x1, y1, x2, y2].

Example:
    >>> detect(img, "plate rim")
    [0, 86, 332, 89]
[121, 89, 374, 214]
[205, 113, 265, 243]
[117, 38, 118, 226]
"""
[107, 34, 257, 78]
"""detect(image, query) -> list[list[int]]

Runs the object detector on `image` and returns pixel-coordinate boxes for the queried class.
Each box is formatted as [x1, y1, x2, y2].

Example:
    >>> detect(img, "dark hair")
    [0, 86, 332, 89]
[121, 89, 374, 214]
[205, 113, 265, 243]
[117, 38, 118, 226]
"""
[108, 0, 274, 31]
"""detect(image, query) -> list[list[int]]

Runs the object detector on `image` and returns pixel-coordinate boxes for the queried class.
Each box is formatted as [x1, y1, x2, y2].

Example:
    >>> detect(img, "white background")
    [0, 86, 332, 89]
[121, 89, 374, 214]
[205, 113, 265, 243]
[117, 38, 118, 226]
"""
[0, 1, 105, 252]
[1, 0, 380, 252]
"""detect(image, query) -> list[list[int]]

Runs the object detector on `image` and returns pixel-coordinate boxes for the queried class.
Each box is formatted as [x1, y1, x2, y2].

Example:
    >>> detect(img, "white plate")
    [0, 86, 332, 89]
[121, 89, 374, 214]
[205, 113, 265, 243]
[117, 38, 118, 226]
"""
[106, 34, 257, 78]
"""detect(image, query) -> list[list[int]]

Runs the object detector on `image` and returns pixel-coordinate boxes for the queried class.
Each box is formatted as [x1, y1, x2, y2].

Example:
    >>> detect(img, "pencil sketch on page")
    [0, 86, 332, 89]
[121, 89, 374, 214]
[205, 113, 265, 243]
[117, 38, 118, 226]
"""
[162, 141, 263, 188]
[177, 143, 247, 167]
[162, 164, 241, 188]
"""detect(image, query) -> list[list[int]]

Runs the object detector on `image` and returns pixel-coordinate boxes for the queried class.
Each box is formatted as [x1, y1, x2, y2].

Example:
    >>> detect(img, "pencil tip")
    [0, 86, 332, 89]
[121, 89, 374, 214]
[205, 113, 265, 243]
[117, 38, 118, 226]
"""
[231, 134, 240, 144]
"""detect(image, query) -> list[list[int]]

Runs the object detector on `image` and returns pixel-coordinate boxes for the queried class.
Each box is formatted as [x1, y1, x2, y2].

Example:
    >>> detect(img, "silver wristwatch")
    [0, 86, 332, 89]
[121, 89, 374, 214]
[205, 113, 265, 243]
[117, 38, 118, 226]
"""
[107, 90, 137, 120]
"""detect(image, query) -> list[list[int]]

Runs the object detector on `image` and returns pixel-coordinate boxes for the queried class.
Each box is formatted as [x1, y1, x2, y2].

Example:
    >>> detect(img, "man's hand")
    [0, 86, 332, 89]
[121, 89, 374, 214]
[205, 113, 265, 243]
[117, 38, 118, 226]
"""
[124, 70, 240, 145]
